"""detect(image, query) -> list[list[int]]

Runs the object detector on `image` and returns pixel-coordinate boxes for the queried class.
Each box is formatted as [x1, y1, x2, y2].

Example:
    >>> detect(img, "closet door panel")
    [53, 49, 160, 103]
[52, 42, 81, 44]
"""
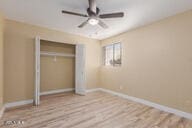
[35, 36, 40, 105]
[75, 44, 86, 95]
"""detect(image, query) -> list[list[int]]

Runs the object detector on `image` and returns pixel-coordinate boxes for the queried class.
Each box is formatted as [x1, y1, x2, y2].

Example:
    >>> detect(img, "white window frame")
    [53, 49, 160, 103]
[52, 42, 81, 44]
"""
[103, 42, 122, 67]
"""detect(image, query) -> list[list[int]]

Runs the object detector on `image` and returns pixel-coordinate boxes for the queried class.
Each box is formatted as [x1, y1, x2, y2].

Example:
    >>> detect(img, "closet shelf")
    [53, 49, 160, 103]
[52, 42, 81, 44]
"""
[40, 51, 75, 58]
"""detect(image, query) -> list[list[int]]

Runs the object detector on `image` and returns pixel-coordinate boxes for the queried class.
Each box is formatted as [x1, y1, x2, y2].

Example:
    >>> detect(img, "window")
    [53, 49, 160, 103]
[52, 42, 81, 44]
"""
[103, 43, 122, 66]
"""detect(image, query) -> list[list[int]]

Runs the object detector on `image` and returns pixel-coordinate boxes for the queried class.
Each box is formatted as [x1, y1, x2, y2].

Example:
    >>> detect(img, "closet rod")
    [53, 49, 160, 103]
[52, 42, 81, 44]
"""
[40, 51, 75, 58]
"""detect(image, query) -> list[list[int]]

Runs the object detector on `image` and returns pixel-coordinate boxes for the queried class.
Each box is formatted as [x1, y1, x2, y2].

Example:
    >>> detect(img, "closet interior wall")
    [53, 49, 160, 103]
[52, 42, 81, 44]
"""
[40, 40, 75, 94]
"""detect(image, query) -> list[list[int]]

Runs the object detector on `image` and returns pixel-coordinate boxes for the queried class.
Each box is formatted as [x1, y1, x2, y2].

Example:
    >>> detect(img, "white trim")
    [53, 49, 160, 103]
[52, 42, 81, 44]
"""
[3, 88, 192, 120]
[99, 88, 192, 120]
[35, 36, 40, 106]
[0, 106, 5, 119]
[40, 88, 74, 96]
[5, 99, 33, 109]
[86, 88, 101, 93]
[4, 88, 74, 109]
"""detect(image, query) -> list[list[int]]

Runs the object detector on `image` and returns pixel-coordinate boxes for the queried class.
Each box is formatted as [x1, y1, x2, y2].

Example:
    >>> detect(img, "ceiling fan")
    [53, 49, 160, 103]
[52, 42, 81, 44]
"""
[62, 0, 124, 29]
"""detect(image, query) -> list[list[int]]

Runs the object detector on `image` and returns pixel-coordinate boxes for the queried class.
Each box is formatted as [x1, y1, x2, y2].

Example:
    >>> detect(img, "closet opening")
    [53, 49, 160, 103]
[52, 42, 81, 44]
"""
[40, 40, 75, 96]
[34, 37, 86, 105]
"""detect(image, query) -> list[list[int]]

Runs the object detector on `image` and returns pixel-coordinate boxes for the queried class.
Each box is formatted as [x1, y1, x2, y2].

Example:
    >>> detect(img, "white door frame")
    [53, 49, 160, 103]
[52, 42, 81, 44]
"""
[34, 37, 86, 105]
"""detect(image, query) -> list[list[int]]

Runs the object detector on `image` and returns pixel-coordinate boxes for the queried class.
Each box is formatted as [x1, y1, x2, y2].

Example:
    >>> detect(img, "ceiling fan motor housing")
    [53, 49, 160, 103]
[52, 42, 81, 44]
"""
[87, 7, 100, 16]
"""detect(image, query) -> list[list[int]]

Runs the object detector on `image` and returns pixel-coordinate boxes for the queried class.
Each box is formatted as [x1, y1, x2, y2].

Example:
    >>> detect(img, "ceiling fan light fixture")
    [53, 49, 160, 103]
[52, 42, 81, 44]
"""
[88, 18, 99, 25]
[62, 0, 124, 29]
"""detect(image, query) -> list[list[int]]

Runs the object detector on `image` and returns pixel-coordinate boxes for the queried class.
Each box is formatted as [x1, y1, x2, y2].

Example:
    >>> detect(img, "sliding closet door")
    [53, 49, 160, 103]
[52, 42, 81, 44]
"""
[35, 36, 40, 105]
[75, 44, 86, 95]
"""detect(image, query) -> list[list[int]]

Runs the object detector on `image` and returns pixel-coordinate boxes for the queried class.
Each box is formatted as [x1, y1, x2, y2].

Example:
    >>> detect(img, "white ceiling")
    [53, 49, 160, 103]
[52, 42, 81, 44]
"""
[0, 0, 192, 40]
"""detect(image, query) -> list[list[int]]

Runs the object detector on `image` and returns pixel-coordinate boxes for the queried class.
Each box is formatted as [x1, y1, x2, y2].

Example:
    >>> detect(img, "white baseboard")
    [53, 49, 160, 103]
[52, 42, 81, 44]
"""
[40, 88, 74, 96]
[5, 99, 33, 109]
[0, 106, 5, 119]
[4, 88, 74, 109]
[86, 88, 101, 93]
[3, 88, 192, 120]
[99, 88, 192, 120]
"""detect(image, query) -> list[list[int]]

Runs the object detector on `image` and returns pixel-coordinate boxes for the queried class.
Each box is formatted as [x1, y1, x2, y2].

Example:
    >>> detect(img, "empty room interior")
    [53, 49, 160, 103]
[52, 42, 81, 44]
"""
[0, 0, 192, 127]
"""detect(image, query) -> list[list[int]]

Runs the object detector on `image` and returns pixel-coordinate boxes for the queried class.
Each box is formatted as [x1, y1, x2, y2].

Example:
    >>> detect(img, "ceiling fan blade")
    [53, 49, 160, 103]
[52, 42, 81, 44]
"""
[78, 20, 89, 28]
[99, 12, 124, 19]
[98, 20, 108, 29]
[88, 0, 97, 13]
[62, 10, 88, 17]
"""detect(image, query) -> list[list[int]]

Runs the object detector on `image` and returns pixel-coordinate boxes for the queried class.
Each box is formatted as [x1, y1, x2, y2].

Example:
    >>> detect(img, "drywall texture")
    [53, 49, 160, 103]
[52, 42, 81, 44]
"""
[0, 13, 4, 109]
[40, 41, 75, 92]
[4, 20, 101, 103]
[100, 11, 192, 113]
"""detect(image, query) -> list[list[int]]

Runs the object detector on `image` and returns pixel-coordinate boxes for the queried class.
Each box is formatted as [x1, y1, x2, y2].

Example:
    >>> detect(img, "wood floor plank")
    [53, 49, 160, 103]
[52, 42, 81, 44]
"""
[0, 91, 191, 128]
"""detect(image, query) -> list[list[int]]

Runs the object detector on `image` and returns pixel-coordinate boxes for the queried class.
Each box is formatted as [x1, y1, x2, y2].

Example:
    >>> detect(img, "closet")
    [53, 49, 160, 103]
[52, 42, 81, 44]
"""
[34, 37, 86, 105]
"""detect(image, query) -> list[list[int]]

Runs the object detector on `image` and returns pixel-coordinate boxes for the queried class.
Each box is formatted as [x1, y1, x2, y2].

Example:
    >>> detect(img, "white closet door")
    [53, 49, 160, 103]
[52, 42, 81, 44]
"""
[75, 44, 86, 95]
[35, 36, 40, 105]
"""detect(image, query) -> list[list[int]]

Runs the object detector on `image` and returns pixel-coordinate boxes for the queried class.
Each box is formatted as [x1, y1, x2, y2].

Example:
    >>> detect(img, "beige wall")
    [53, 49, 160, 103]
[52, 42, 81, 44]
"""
[40, 40, 75, 54]
[40, 41, 75, 92]
[0, 13, 4, 109]
[3, 10, 192, 114]
[4, 20, 101, 103]
[100, 11, 192, 113]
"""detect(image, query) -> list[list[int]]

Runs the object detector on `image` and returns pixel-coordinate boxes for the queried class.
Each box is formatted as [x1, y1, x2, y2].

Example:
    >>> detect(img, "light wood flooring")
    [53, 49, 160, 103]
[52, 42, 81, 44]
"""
[0, 91, 192, 128]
